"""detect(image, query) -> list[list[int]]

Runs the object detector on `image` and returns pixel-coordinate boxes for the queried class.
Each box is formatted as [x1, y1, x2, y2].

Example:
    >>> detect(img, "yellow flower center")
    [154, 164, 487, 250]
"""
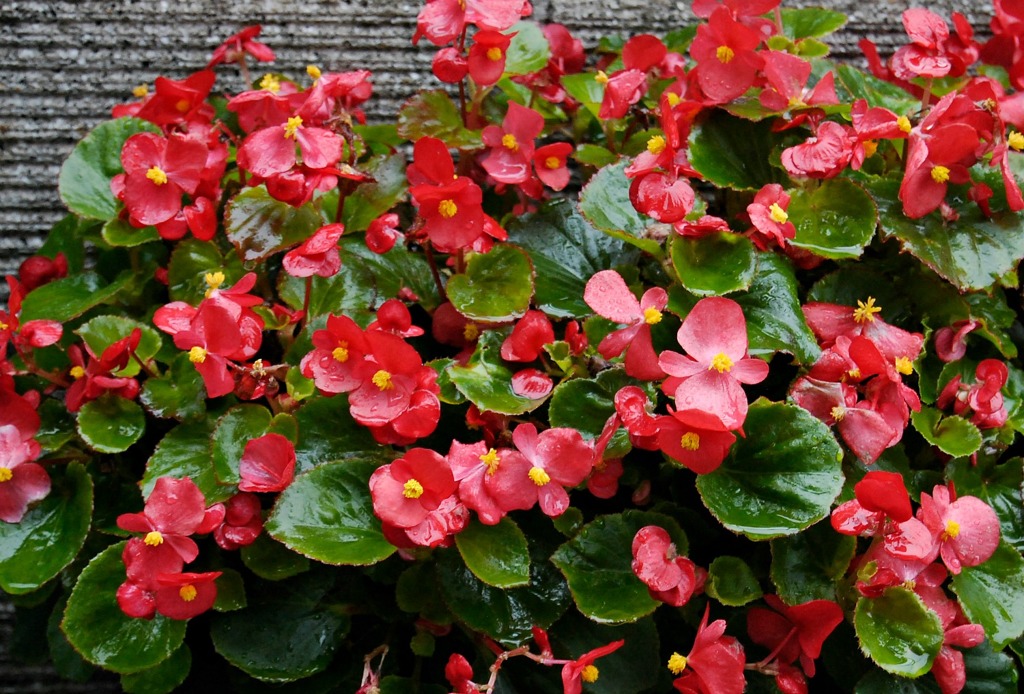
[667, 653, 688, 675]
[647, 135, 667, 155]
[862, 139, 879, 158]
[853, 297, 882, 324]
[70, 365, 86, 380]
[463, 323, 479, 341]
[768, 202, 789, 224]
[666, 92, 681, 107]
[284, 115, 303, 140]
[144, 531, 163, 547]
[486, 46, 504, 61]
[595, 70, 609, 85]
[896, 116, 912, 134]
[716, 45, 735, 63]
[709, 352, 733, 373]
[260, 73, 281, 93]
[502, 133, 519, 151]
[581, 665, 600, 683]
[480, 448, 501, 475]
[332, 344, 350, 363]
[545, 156, 561, 169]
[930, 165, 951, 184]
[175, 98, 191, 113]
[680, 432, 701, 451]
[847, 368, 862, 380]
[132, 83, 149, 98]
[0, 321, 7, 331]
[0, 467, 12, 483]
[179, 584, 198, 602]
[831, 406, 846, 422]
[306, 64, 322, 81]
[188, 346, 207, 364]
[528, 466, 551, 486]
[1009, 131, 1024, 152]
[205, 271, 225, 290]
[438, 199, 458, 219]
[894, 356, 913, 375]
[146, 166, 168, 186]
[372, 369, 394, 391]
[403, 478, 424, 499]
[643, 307, 663, 325]
[252, 359, 266, 377]
[944, 519, 961, 539]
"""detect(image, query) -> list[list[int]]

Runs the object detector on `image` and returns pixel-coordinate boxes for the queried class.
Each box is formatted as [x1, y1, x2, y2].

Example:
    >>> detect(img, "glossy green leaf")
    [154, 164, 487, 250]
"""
[548, 371, 654, 454]
[960, 639, 1020, 693]
[62, 542, 186, 674]
[835, 64, 918, 116]
[855, 588, 944, 677]
[36, 398, 77, 454]
[139, 353, 206, 421]
[855, 668, 941, 693]
[102, 218, 160, 247]
[561, 73, 604, 119]
[77, 394, 146, 453]
[789, 179, 877, 259]
[771, 520, 857, 604]
[449, 331, 548, 415]
[212, 569, 247, 612]
[705, 556, 762, 606]
[509, 199, 639, 318]
[210, 570, 349, 682]
[58, 118, 160, 220]
[870, 177, 1024, 291]
[447, 244, 534, 322]
[689, 114, 786, 191]
[669, 231, 757, 296]
[455, 517, 531, 588]
[266, 460, 395, 566]
[951, 540, 1024, 647]
[76, 315, 162, 378]
[212, 404, 273, 486]
[0, 463, 92, 594]
[578, 160, 661, 255]
[19, 271, 133, 324]
[910, 406, 983, 458]
[781, 8, 846, 39]
[142, 420, 231, 504]
[732, 253, 820, 363]
[551, 510, 688, 624]
[554, 612, 661, 694]
[120, 645, 191, 694]
[948, 458, 1024, 552]
[166, 239, 244, 305]
[293, 396, 390, 473]
[396, 562, 453, 626]
[437, 543, 570, 646]
[697, 399, 843, 540]
[241, 534, 311, 581]
[505, 21, 550, 75]
[225, 186, 322, 263]
[47, 593, 94, 683]
[341, 152, 407, 233]
[397, 90, 481, 149]
[574, 144, 617, 168]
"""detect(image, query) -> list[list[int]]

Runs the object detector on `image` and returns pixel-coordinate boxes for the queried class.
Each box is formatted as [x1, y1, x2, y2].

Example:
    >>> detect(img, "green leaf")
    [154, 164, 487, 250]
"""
[455, 517, 531, 588]
[732, 254, 821, 363]
[0, 463, 92, 594]
[789, 179, 877, 259]
[509, 199, 639, 318]
[835, 64, 918, 116]
[855, 668, 941, 693]
[449, 330, 548, 415]
[697, 399, 844, 540]
[948, 458, 1024, 552]
[551, 510, 688, 624]
[102, 218, 160, 247]
[561, 73, 604, 119]
[76, 315, 162, 378]
[212, 569, 247, 612]
[578, 160, 661, 255]
[139, 353, 207, 421]
[505, 21, 550, 75]
[77, 394, 146, 453]
[266, 460, 396, 566]
[19, 271, 133, 324]
[142, 420, 231, 504]
[705, 556, 762, 606]
[870, 177, 1024, 291]
[771, 520, 857, 604]
[781, 8, 846, 39]
[960, 639, 1020, 693]
[548, 371, 654, 449]
[854, 588, 944, 678]
[397, 90, 482, 149]
[120, 645, 191, 694]
[212, 404, 273, 486]
[58, 118, 160, 220]
[241, 534, 311, 581]
[669, 232, 757, 296]
[210, 570, 349, 682]
[689, 114, 786, 191]
[62, 542, 186, 674]
[166, 239, 244, 305]
[293, 396, 390, 473]
[396, 563, 453, 626]
[574, 144, 618, 168]
[447, 244, 534, 322]
[951, 540, 1024, 647]
[910, 406, 983, 458]
[225, 186, 322, 263]
[341, 152, 407, 233]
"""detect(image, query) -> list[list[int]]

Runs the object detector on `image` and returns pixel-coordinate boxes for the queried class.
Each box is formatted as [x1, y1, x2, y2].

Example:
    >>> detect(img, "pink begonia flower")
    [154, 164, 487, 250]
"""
[632, 525, 702, 606]
[561, 639, 625, 694]
[448, 440, 534, 525]
[533, 142, 573, 190]
[301, 313, 371, 394]
[669, 605, 746, 694]
[511, 423, 593, 517]
[781, 120, 855, 179]
[481, 102, 544, 184]
[282, 223, 343, 278]
[116, 477, 217, 564]
[238, 433, 296, 493]
[746, 183, 796, 249]
[933, 319, 978, 363]
[802, 297, 924, 365]
[746, 595, 843, 686]
[584, 269, 668, 380]
[660, 297, 769, 431]
[413, 0, 531, 47]
[0, 390, 48, 524]
[918, 484, 1000, 574]
[937, 358, 1009, 429]
[369, 448, 457, 529]
[500, 310, 554, 362]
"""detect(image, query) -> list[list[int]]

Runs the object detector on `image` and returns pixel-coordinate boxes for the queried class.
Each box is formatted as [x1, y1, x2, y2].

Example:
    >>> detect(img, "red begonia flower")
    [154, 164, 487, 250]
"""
[18, 253, 67, 293]
[511, 423, 594, 517]
[533, 142, 573, 190]
[468, 30, 513, 86]
[282, 223, 343, 278]
[207, 25, 275, 68]
[561, 639, 625, 694]
[365, 212, 404, 254]
[918, 484, 1000, 574]
[213, 492, 263, 550]
[500, 310, 554, 362]
[584, 269, 668, 380]
[802, 297, 924, 365]
[116, 71, 217, 126]
[116, 477, 209, 563]
[747, 183, 796, 248]
[448, 440, 534, 525]
[119, 132, 208, 227]
[632, 525, 700, 606]
[0, 392, 48, 524]
[481, 102, 544, 184]
[746, 595, 843, 681]
[781, 120, 855, 179]
[656, 409, 736, 474]
[154, 571, 222, 620]
[629, 171, 696, 223]
[413, 0, 530, 46]
[669, 605, 746, 694]
[408, 138, 486, 253]
[445, 653, 478, 694]
[301, 313, 372, 394]
[369, 448, 457, 529]
[368, 299, 424, 338]
[689, 7, 764, 104]
[598, 68, 647, 119]
[238, 433, 296, 493]
[237, 108, 344, 179]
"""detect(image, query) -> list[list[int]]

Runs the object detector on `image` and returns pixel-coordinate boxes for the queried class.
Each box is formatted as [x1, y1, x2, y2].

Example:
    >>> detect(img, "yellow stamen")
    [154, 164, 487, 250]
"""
[894, 356, 913, 375]
[0, 467, 12, 483]
[486, 46, 503, 61]
[716, 45, 735, 63]
[581, 665, 599, 683]
[853, 297, 882, 324]
[680, 432, 701, 451]
[132, 84, 149, 98]
[643, 307, 663, 325]
[284, 115, 303, 140]
[502, 133, 519, 151]
[0, 321, 7, 331]
[463, 323, 479, 341]
[944, 519, 961, 539]
[70, 365, 86, 380]
[647, 135, 667, 155]
[438, 199, 458, 219]
[666, 92, 681, 107]
[480, 449, 501, 475]
[528, 466, 551, 486]
[146, 166, 168, 186]
[847, 368, 862, 380]
[862, 139, 878, 158]
[252, 359, 266, 377]
[595, 70, 609, 85]
[175, 99, 190, 113]
[768, 202, 788, 224]
[332, 344, 350, 363]
[260, 73, 281, 93]
[372, 369, 394, 391]
[545, 156, 561, 169]
[204, 271, 225, 290]
[709, 352, 733, 373]
[144, 531, 163, 547]
[831, 406, 846, 422]
[667, 653, 688, 675]
[930, 165, 950, 184]
[403, 478, 424, 499]
[306, 64, 322, 81]
[896, 116, 912, 134]
[179, 584, 198, 602]
[188, 346, 207, 364]
[1009, 131, 1024, 152]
